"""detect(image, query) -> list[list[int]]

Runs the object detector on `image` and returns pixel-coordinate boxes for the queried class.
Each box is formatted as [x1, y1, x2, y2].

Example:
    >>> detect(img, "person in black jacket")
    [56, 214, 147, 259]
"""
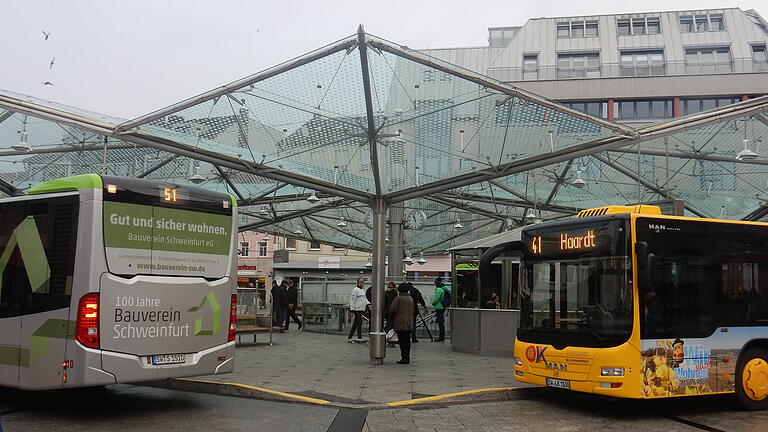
[273, 280, 288, 332]
[284, 280, 303, 330]
[407, 282, 426, 343]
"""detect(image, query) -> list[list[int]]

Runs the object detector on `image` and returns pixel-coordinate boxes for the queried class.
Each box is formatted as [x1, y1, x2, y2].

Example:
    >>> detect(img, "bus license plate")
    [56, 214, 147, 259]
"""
[151, 354, 186, 365]
[546, 378, 570, 389]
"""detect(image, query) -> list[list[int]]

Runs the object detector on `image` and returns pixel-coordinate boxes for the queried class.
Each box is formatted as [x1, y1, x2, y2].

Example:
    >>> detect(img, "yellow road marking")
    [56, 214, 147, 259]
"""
[387, 387, 522, 406]
[174, 377, 331, 405]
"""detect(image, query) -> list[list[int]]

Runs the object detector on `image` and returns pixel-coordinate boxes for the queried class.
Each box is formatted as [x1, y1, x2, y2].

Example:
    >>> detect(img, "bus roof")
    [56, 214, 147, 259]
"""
[26, 174, 237, 208]
[28, 174, 102, 194]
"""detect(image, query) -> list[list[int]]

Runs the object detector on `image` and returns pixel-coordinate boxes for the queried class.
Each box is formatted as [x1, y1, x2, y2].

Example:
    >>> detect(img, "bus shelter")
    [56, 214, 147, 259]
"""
[1, 26, 767, 364]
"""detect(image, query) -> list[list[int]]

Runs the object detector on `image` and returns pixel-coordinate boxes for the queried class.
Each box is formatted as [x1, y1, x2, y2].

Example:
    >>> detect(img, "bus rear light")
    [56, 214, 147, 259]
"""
[599, 382, 623, 388]
[228, 294, 237, 342]
[76, 293, 100, 349]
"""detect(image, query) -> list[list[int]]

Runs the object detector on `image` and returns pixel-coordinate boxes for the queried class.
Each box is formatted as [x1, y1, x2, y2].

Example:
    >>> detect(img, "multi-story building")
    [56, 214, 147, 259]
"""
[422, 7, 768, 126]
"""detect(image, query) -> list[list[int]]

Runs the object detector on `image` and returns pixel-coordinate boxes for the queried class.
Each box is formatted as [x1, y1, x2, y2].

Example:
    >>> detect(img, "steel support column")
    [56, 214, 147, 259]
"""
[387, 203, 405, 282]
[370, 199, 387, 365]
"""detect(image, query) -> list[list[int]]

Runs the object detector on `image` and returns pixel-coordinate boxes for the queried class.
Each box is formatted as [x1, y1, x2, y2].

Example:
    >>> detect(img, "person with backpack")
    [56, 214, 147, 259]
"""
[431, 277, 450, 342]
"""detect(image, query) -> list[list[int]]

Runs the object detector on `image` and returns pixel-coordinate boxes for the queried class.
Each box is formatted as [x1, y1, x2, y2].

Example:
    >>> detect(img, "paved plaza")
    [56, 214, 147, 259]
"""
[179, 329, 527, 405]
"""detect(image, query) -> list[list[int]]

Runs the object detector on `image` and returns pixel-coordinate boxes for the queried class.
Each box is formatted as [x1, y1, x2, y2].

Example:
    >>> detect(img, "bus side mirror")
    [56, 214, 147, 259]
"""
[640, 253, 657, 293]
[636, 242, 648, 268]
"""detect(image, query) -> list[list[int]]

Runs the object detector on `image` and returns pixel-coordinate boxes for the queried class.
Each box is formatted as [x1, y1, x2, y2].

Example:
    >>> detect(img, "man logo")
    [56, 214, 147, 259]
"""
[545, 361, 568, 371]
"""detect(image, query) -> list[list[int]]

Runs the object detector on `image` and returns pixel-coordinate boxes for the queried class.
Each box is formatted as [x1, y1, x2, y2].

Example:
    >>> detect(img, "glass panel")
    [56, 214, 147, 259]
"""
[557, 24, 570, 37]
[633, 21, 645, 35]
[650, 100, 666, 118]
[618, 21, 631, 36]
[679, 17, 693, 32]
[572, 69, 586, 78]
[716, 49, 731, 63]
[647, 19, 661, 34]
[685, 50, 698, 64]
[585, 22, 598, 37]
[636, 101, 650, 119]
[587, 55, 600, 68]
[636, 53, 648, 64]
[586, 102, 601, 117]
[695, 15, 709, 31]
[557, 56, 571, 68]
[620, 66, 635, 77]
[619, 101, 634, 119]
[620, 54, 633, 64]
[700, 50, 714, 64]
[710, 15, 724, 31]
[701, 98, 716, 111]
[572, 56, 585, 68]
[586, 68, 601, 78]
[753, 46, 767, 62]
[650, 52, 664, 63]
[572, 22, 584, 38]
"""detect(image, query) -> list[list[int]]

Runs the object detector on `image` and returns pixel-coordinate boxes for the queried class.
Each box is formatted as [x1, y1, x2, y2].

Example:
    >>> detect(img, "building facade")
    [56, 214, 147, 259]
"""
[422, 8, 768, 126]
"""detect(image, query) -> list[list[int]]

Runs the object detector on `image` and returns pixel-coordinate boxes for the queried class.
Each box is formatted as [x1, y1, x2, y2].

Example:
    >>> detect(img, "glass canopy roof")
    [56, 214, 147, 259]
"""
[1, 28, 767, 253]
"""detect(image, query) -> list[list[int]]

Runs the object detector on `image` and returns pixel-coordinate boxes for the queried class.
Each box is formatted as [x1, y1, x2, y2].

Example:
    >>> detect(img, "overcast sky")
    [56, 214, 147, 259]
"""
[1, 0, 764, 119]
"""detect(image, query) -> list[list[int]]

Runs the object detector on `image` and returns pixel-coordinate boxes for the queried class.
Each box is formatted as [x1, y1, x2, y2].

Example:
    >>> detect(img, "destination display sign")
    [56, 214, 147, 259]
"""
[522, 220, 625, 258]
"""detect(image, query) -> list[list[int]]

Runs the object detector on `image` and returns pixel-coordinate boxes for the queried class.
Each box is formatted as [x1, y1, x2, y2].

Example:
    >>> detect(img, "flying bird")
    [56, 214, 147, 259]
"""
[42, 30, 51, 40]
[49, 57, 55, 69]
[41, 81, 54, 86]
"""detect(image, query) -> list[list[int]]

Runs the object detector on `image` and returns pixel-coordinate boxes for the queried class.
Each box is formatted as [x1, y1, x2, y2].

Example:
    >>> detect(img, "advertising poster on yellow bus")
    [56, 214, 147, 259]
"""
[639, 329, 765, 397]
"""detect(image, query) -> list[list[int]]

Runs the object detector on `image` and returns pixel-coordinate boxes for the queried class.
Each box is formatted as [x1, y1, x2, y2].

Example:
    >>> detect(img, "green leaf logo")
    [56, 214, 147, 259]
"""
[187, 292, 220, 336]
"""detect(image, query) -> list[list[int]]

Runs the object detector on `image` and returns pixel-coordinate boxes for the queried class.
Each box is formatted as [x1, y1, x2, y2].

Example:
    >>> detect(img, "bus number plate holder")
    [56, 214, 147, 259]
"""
[151, 354, 186, 365]
[546, 378, 570, 389]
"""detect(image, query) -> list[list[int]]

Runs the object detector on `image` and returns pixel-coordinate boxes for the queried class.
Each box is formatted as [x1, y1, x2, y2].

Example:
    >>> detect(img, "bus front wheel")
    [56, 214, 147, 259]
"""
[736, 347, 768, 411]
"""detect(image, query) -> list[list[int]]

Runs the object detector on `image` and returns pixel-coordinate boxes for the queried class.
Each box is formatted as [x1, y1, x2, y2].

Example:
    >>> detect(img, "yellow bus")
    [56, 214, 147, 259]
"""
[513, 205, 768, 410]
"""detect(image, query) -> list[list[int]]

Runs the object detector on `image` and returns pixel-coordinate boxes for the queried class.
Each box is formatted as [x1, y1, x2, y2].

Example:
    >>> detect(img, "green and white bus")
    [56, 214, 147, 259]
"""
[0, 175, 238, 390]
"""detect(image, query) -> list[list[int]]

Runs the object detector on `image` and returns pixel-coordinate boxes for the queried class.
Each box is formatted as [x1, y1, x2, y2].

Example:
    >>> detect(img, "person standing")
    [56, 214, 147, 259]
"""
[274, 280, 289, 333]
[389, 283, 415, 364]
[407, 282, 426, 343]
[270, 280, 279, 326]
[384, 282, 399, 331]
[431, 277, 447, 342]
[285, 280, 303, 330]
[348, 277, 369, 342]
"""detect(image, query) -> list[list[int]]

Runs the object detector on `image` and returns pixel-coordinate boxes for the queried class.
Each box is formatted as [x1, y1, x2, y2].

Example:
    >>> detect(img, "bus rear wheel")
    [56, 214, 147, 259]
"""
[736, 347, 768, 411]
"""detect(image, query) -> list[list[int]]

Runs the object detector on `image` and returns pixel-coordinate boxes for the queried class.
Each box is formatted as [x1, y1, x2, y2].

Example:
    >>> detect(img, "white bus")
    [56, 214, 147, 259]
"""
[0, 174, 238, 390]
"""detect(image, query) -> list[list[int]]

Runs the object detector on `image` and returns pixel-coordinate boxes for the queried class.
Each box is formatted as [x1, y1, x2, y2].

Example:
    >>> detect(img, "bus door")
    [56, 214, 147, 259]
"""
[1, 196, 78, 389]
[18, 197, 78, 389]
[0, 317, 21, 387]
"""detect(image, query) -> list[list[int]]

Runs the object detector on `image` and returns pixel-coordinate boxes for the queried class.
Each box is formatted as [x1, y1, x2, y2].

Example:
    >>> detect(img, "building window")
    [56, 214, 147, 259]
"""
[309, 240, 321, 250]
[747, 13, 768, 35]
[285, 238, 297, 250]
[556, 21, 598, 38]
[681, 97, 740, 116]
[560, 101, 607, 119]
[613, 99, 672, 121]
[422, 70, 435, 82]
[753, 45, 768, 72]
[557, 53, 601, 78]
[685, 47, 732, 74]
[620, 50, 665, 76]
[618, 17, 661, 35]
[679, 13, 725, 33]
[257, 241, 268, 257]
[522, 54, 538, 80]
[238, 241, 250, 257]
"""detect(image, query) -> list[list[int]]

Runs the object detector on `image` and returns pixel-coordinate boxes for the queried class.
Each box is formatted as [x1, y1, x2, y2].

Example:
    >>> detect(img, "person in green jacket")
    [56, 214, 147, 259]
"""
[431, 277, 447, 341]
